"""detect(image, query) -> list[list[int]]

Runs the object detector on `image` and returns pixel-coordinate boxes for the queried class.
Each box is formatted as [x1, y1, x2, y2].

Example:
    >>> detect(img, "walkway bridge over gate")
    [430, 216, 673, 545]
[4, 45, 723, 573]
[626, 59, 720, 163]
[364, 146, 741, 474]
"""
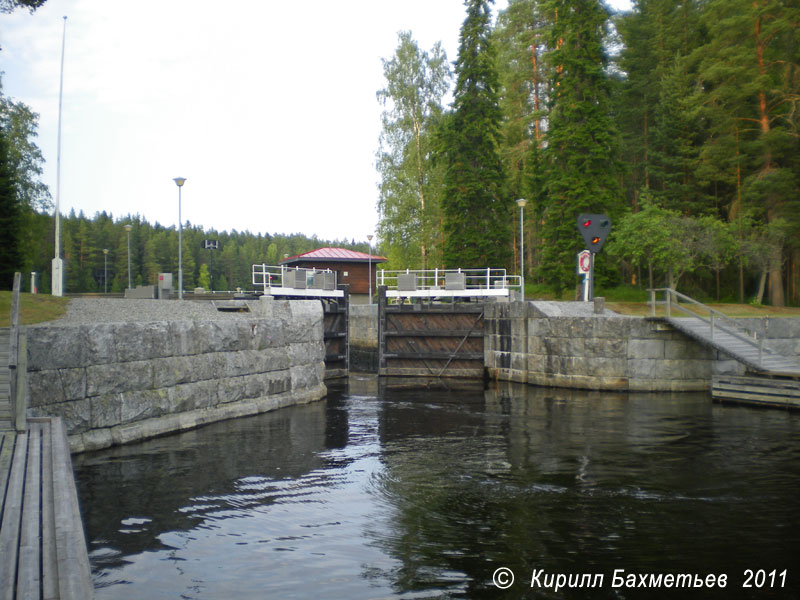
[649, 288, 800, 408]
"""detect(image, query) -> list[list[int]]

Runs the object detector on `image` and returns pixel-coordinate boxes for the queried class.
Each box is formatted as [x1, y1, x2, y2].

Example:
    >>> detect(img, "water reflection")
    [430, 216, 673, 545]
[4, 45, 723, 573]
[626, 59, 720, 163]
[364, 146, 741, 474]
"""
[74, 378, 800, 599]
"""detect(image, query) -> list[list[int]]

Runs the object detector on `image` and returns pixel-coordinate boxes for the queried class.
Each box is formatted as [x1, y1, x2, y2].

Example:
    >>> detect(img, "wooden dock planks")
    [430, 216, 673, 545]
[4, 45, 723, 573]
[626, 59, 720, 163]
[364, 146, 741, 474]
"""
[713, 375, 800, 409]
[0, 419, 93, 599]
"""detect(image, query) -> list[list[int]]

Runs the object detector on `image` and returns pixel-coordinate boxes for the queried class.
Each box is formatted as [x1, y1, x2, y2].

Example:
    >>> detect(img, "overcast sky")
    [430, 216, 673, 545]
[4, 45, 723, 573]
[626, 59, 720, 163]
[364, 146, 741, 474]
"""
[1, 0, 631, 245]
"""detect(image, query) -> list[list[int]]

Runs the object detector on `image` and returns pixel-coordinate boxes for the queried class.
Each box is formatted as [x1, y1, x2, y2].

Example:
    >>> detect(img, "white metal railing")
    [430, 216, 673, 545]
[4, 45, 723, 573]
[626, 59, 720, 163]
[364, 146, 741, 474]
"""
[378, 267, 521, 296]
[252, 264, 338, 294]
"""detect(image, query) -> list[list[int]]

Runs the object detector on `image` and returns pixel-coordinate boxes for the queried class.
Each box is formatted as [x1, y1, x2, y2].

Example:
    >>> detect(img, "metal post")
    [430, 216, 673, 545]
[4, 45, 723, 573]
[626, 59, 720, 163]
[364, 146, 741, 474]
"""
[517, 199, 526, 298]
[650, 289, 656, 317]
[125, 224, 132, 290]
[710, 312, 715, 340]
[103, 248, 109, 293]
[666, 289, 671, 318]
[178, 186, 183, 299]
[52, 16, 67, 297]
[367, 234, 373, 305]
[173, 177, 186, 299]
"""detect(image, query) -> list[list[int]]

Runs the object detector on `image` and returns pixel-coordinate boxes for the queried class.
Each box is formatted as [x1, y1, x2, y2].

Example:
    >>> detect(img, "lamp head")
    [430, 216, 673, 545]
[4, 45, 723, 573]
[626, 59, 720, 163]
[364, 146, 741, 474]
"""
[124, 224, 132, 232]
[516, 198, 527, 208]
[173, 177, 186, 187]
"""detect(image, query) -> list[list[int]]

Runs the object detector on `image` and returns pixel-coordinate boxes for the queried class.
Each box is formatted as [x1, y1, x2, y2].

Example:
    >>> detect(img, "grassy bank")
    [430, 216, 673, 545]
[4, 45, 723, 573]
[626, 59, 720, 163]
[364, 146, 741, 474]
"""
[0, 292, 69, 326]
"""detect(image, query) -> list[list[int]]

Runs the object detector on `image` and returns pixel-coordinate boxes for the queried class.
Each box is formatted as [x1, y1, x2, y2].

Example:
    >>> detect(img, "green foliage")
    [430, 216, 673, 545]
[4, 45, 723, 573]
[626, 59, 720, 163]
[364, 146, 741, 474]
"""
[376, 32, 451, 271]
[439, 0, 511, 269]
[0, 0, 47, 14]
[0, 129, 23, 289]
[197, 263, 211, 290]
[0, 80, 51, 212]
[537, 0, 623, 295]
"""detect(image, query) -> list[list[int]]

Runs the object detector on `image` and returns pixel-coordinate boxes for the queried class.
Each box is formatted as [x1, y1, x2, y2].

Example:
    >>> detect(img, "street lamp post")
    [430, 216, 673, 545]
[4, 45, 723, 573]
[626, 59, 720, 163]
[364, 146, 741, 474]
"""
[516, 198, 527, 300]
[125, 224, 132, 290]
[173, 177, 186, 300]
[367, 234, 374, 305]
[103, 248, 109, 293]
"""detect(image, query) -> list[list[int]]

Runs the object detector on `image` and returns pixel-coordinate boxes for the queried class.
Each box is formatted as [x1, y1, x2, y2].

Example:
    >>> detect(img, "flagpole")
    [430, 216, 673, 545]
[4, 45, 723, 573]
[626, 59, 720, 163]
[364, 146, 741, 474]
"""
[52, 15, 67, 296]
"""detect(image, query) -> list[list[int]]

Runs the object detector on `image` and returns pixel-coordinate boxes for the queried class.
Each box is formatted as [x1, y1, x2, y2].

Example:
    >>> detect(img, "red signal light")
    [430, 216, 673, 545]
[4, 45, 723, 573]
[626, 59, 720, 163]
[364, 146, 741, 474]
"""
[583, 220, 592, 227]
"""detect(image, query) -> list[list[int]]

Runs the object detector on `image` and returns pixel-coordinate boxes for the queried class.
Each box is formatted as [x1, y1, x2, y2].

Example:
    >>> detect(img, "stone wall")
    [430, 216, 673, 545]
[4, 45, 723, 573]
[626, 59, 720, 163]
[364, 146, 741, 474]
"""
[485, 302, 800, 392]
[25, 299, 326, 452]
[348, 304, 378, 372]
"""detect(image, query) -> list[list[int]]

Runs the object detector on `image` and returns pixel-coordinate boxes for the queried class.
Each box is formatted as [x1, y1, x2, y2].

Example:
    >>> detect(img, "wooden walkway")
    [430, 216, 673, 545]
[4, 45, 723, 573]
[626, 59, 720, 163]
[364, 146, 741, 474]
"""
[0, 418, 93, 599]
[0, 329, 10, 429]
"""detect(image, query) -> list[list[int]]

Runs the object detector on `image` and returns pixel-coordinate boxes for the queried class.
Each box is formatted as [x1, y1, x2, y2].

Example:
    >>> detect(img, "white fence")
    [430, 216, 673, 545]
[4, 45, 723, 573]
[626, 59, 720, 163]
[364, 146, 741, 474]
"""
[378, 268, 521, 299]
[251, 264, 344, 298]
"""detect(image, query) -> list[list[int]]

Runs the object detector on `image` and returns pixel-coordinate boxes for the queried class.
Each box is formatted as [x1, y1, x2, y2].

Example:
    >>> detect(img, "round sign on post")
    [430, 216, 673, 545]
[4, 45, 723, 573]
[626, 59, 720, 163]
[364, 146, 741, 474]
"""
[577, 249, 591, 274]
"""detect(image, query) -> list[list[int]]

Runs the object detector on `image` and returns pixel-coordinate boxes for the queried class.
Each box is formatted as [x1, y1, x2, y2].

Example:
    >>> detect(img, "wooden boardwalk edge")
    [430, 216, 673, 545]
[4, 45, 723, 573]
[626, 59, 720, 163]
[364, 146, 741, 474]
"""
[0, 418, 94, 599]
[712, 376, 800, 409]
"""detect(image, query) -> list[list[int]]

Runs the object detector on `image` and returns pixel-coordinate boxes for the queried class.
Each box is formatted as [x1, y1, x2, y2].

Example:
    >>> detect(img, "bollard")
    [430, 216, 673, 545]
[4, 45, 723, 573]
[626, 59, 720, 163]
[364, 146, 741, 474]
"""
[593, 296, 605, 315]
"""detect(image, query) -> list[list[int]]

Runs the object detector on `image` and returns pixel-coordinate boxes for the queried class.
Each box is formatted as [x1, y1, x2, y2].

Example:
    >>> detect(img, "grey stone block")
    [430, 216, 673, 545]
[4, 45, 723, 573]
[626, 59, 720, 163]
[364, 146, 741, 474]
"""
[585, 337, 626, 359]
[114, 321, 173, 361]
[627, 339, 665, 359]
[27, 367, 87, 405]
[27, 325, 88, 370]
[87, 360, 154, 397]
[90, 393, 122, 428]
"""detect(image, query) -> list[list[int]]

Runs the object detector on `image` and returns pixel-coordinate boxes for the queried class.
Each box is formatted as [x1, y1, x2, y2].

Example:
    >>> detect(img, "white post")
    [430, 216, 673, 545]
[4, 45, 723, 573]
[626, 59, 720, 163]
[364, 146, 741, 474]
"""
[367, 234, 373, 304]
[173, 177, 186, 299]
[52, 16, 68, 296]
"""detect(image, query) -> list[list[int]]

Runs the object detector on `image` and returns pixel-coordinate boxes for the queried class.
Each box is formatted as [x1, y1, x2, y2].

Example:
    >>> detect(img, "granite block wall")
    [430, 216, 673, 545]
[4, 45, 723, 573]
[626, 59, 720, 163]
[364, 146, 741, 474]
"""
[485, 302, 798, 392]
[24, 299, 326, 452]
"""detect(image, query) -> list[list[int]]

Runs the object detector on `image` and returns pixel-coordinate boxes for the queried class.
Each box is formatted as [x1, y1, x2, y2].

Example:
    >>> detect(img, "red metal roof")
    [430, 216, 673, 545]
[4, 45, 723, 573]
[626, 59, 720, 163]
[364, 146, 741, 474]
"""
[280, 247, 387, 264]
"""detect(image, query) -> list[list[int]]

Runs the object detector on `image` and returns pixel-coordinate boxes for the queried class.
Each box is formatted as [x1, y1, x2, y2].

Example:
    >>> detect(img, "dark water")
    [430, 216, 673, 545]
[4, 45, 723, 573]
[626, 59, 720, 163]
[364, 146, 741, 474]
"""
[74, 377, 800, 599]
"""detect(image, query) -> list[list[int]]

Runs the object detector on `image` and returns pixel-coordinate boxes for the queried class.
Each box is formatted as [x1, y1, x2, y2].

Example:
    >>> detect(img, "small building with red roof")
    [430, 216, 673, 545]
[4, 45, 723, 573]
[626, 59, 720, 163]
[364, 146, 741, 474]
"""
[280, 247, 387, 303]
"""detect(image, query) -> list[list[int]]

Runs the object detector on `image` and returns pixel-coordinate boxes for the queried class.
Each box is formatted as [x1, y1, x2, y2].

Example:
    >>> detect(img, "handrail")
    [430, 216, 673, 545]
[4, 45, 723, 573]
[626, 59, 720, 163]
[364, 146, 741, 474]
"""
[252, 263, 337, 293]
[377, 267, 520, 292]
[648, 288, 767, 365]
[8, 272, 26, 431]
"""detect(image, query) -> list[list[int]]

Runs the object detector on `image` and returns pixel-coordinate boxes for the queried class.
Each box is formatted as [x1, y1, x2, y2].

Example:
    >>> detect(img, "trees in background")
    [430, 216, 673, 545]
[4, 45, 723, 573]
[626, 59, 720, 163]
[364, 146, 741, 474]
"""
[0, 75, 50, 289]
[0, 129, 23, 288]
[14, 210, 368, 294]
[536, 0, 623, 295]
[376, 31, 451, 270]
[374, 0, 800, 304]
[439, 0, 511, 268]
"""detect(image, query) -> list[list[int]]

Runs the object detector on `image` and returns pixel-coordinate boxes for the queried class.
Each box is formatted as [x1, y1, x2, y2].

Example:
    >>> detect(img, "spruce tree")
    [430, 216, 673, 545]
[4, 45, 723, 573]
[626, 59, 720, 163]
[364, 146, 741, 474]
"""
[538, 0, 623, 295]
[440, 0, 510, 269]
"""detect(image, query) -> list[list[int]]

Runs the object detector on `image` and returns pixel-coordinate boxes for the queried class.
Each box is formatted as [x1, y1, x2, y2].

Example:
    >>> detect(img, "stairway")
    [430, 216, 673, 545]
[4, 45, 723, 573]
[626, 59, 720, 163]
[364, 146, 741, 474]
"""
[665, 315, 800, 377]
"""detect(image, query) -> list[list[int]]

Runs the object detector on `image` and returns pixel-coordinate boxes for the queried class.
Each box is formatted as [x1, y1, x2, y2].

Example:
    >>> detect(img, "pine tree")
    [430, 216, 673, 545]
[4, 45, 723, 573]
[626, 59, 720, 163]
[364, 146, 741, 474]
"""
[494, 0, 553, 278]
[538, 0, 623, 295]
[694, 0, 800, 305]
[439, 0, 511, 269]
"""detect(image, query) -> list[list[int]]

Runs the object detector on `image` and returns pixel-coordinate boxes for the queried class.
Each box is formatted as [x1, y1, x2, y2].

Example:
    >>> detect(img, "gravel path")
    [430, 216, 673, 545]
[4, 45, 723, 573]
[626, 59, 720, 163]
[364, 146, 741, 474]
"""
[33, 298, 255, 326]
[529, 300, 626, 318]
